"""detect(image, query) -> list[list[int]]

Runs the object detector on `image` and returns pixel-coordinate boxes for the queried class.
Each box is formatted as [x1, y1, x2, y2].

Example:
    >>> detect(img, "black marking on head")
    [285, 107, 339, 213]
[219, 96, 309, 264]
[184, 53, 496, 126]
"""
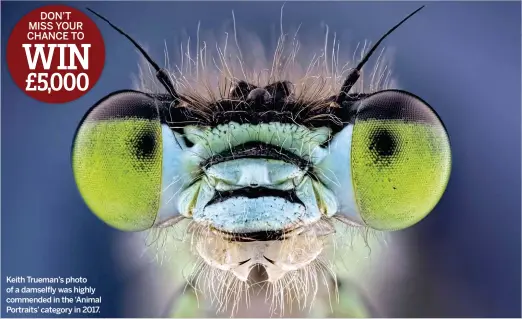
[127, 126, 160, 171]
[238, 259, 251, 265]
[222, 230, 289, 242]
[171, 80, 342, 128]
[368, 128, 398, 166]
[151, 88, 344, 130]
[133, 129, 157, 160]
[202, 142, 311, 170]
[207, 188, 304, 206]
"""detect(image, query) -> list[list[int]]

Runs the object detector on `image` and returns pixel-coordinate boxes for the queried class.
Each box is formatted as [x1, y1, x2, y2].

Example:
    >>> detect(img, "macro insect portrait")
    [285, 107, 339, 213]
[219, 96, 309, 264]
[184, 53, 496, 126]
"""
[3, 1, 520, 318]
[70, 3, 452, 317]
[69, 3, 453, 318]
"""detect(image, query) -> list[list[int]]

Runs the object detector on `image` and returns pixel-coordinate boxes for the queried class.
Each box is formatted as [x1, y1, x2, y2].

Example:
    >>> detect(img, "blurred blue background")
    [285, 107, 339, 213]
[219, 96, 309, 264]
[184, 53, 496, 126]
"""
[2, 1, 520, 317]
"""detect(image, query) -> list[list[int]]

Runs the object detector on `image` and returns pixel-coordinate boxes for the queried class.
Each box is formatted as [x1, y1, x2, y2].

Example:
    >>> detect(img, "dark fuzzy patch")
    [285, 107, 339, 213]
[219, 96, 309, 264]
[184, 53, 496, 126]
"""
[202, 142, 312, 170]
[151, 80, 364, 132]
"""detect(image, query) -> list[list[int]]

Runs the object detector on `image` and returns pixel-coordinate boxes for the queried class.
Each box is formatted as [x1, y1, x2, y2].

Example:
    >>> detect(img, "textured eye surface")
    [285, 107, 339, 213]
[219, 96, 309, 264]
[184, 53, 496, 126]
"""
[351, 90, 451, 231]
[72, 91, 163, 231]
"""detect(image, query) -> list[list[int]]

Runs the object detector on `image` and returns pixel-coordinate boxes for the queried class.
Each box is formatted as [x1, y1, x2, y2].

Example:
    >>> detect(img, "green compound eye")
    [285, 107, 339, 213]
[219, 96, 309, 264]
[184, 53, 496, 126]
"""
[72, 91, 164, 231]
[351, 90, 451, 231]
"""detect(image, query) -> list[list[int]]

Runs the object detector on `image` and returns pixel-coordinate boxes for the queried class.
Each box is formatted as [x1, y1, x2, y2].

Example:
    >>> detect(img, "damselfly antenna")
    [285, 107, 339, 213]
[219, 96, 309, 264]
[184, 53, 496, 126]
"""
[86, 8, 183, 103]
[338, 5, 425, 100]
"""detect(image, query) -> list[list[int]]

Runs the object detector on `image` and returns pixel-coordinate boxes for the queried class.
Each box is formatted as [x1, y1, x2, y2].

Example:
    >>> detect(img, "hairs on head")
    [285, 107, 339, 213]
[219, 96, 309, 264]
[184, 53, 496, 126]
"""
[133, 7, 397, 128]
[127, 9, 395, 317]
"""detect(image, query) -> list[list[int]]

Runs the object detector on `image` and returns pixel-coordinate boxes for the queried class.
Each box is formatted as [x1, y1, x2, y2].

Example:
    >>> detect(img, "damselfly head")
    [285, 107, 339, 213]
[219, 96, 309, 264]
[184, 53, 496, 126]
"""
[72, 5, 451, 315]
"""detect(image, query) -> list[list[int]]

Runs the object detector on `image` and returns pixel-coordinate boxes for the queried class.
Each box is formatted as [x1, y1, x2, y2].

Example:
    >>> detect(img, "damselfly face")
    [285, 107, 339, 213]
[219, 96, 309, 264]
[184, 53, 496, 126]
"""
[72, 5, 451, 315]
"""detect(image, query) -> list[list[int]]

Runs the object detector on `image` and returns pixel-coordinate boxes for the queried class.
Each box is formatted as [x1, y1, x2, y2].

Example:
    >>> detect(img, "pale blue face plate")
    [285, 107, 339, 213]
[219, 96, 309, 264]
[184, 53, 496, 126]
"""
[155, 122, 360, 232]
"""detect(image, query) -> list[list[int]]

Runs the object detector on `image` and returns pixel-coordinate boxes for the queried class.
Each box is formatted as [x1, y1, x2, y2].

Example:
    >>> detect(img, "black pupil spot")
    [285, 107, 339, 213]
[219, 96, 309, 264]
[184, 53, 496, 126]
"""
[134, 129, 156, 160]
[368, 128, 398, 166]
